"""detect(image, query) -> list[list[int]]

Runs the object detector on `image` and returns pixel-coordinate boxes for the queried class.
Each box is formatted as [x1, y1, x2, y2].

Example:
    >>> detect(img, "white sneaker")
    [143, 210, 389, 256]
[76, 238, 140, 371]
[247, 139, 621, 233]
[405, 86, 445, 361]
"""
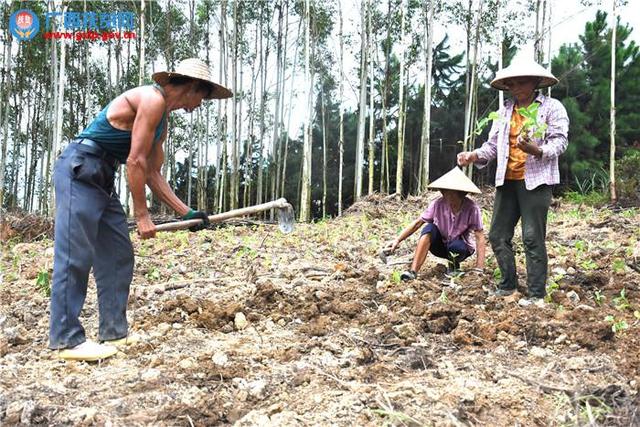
[518, 297, 546, 308]
[103, 332, 142, 347]
[57, 340, 118, 361]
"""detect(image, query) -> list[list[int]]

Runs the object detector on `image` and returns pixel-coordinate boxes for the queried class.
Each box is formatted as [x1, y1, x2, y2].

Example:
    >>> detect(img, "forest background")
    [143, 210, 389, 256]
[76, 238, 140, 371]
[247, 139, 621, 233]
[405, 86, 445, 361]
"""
[1, 0, 639, 222]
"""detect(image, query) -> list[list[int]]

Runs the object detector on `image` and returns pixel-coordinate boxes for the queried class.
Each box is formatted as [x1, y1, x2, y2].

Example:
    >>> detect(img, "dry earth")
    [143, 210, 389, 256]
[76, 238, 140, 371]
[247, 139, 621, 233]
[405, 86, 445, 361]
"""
[1, 193, 640, 426]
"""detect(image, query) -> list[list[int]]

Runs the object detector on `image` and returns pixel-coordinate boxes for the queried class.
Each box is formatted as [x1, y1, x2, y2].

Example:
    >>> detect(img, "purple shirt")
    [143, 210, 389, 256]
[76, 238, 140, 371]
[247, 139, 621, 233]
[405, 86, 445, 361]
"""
[420, 196, 483, 251]
[474, 93, 569, 190]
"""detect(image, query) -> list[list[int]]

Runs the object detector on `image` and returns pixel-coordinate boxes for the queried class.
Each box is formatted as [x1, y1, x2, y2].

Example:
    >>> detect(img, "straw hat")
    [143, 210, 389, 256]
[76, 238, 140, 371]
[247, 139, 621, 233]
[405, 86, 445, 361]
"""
[152, 58, 232, 99]
[428, 167, 481, 194]
[490, 59, 558, 91]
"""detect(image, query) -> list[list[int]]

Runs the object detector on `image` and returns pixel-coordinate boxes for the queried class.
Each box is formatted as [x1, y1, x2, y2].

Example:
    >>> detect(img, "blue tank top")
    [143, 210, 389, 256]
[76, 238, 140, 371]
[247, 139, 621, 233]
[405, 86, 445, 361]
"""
[78, 84, 167, 163]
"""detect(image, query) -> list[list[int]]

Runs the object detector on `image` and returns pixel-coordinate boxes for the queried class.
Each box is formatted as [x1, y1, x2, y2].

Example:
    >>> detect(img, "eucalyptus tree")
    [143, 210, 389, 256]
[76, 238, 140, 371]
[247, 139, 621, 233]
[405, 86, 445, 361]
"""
[609, 0, 617, 203]
[299, 0, 312, 221]
[395, 0, 406, 195]
[354, 0, 368, 200]
[337, 0, 345, 214]
[419, 0, 436, 192]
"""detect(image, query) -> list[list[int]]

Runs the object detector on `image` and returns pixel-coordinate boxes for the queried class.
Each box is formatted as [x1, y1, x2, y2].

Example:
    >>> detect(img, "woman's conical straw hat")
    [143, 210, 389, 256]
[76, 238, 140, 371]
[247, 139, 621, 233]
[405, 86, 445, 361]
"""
[152, 58, 233, 100]
[428, 167, 481, 194]
[490, 58, 558, 91]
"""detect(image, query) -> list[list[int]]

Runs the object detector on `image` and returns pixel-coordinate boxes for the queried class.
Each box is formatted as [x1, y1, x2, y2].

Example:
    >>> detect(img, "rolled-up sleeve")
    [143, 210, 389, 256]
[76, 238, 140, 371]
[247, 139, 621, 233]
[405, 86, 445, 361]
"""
[540, 99, 569, 160]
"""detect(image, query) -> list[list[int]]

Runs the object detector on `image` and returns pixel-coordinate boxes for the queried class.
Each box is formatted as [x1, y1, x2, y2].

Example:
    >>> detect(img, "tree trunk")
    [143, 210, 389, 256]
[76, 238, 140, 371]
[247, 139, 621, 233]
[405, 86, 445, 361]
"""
[546, 2, 553, 97]
[257, 8, 270, 208]
[321, 91, 327, 218]
[395, 0, 406, 195]
[354, 0, 368, 200]
[497, 0, 504, 107]
[419, 0, 435, 193]
[0, 27, 11, 209]
[380, 0, 391, 194]
[463, 0, 472, 154]
[465, 0, 482, 179]
[281, 17, 303, 199]
[609, 0, 617, 203]
[273, 0, 286, 201]
[367, 1, 375, 195]
[338, 0, 345, 215]
[229, 0, 239, 209]
[299, 0, 312, 222]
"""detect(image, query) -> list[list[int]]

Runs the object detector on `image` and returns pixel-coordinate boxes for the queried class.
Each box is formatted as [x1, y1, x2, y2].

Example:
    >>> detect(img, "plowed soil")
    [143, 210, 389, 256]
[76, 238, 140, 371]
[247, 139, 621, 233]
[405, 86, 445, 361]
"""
[1, 193, 639, 426]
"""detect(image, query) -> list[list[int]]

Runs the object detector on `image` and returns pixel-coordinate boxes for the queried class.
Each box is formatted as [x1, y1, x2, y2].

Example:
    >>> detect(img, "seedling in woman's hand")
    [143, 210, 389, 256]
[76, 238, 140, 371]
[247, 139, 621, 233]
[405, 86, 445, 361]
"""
[515, 103, 547, 157]
[516, 103, 547, 139]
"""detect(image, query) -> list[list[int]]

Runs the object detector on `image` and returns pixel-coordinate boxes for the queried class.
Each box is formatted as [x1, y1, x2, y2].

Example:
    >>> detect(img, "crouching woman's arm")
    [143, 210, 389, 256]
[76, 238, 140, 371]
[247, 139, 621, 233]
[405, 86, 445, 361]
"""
[385, 218, 426, 253]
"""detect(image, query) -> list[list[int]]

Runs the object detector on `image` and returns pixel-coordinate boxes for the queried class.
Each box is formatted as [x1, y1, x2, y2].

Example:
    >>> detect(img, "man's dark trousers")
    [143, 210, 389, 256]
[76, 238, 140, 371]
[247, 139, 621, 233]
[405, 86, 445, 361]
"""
[488, 180, 552, 298]
[49, 143, 134, 349]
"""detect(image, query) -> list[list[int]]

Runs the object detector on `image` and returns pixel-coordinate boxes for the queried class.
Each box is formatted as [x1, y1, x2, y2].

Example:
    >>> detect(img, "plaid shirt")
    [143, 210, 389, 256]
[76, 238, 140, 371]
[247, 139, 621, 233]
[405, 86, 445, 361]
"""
[474, 93, 569, 190]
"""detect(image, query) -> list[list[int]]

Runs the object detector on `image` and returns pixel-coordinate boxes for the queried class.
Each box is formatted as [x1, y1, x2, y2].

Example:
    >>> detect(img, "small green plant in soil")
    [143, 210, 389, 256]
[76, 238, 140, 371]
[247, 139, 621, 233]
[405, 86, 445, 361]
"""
[613, 288, 631, 311]
[35, 269, 51, 297]
[145, 267, 161, 282]
[612, 259, 626, 274]
[391, 271, 401, 284]
[580, 259, 598, 271]
[545, 279, 561, 304]
[605, 315, 629, 334]
[594, 290, 605, 306]
[493, 267, 502, 282]
[439, 289, 449, 304]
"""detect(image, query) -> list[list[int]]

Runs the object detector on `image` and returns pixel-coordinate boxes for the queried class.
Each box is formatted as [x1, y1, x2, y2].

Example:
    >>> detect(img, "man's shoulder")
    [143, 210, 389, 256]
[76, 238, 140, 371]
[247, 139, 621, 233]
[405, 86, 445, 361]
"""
[124, 85, 165, 106]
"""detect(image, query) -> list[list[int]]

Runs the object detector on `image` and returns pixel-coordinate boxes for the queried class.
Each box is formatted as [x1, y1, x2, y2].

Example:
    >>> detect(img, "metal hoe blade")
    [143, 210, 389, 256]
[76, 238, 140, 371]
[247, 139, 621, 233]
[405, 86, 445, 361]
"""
[277, 204, 295, 234]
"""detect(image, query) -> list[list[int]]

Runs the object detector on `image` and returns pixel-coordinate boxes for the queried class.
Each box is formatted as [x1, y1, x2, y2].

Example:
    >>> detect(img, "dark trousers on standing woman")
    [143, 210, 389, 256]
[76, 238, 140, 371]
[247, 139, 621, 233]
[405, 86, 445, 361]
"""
[488, 180, 552, 298]
[49, 143, 134, 349]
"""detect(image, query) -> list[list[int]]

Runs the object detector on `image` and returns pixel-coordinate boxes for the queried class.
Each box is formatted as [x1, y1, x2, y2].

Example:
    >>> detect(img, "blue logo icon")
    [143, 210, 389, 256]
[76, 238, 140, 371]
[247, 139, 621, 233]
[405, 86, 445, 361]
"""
[10, 9, 39, 41]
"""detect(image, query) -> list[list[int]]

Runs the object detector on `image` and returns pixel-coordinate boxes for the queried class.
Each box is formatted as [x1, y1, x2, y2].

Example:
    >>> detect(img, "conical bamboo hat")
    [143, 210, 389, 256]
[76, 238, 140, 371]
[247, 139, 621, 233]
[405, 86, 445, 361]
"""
[427, 167, 481, 194]
[491, 58, 558, 91]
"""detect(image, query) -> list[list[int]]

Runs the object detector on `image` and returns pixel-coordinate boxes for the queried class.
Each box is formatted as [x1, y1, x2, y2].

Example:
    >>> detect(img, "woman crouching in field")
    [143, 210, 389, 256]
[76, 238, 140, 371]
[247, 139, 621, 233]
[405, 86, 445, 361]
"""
[384, 167, 486, 281]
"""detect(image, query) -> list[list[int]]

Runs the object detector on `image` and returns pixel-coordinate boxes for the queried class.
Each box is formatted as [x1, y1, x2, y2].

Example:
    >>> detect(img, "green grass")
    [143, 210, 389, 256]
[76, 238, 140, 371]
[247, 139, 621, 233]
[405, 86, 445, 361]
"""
[563, 190, 609, 207]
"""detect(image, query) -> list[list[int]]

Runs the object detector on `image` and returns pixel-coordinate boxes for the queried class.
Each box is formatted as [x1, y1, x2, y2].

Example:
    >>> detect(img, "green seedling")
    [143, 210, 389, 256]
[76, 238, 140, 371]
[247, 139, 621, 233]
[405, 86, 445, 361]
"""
[35, 270, 51, 297]
[515, 102, 548, 139]
[612, 259, 626, 274]
[391, 271, 401, 284]
[474, 111, 501, 135]
[545, 280, 561, 303]
[145, 267, 161, 281]
[439, 289, 449, 304]
[493, 267, 502, 281]
[574, 240, 587, 252]
[236, 246, 258, 260]
[457, 111, 502, 146]
[613, 289, 630, 311]
[594, 290, 605, 306]
[605, 315, 629, 334]
[580, 259, 598, 271]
